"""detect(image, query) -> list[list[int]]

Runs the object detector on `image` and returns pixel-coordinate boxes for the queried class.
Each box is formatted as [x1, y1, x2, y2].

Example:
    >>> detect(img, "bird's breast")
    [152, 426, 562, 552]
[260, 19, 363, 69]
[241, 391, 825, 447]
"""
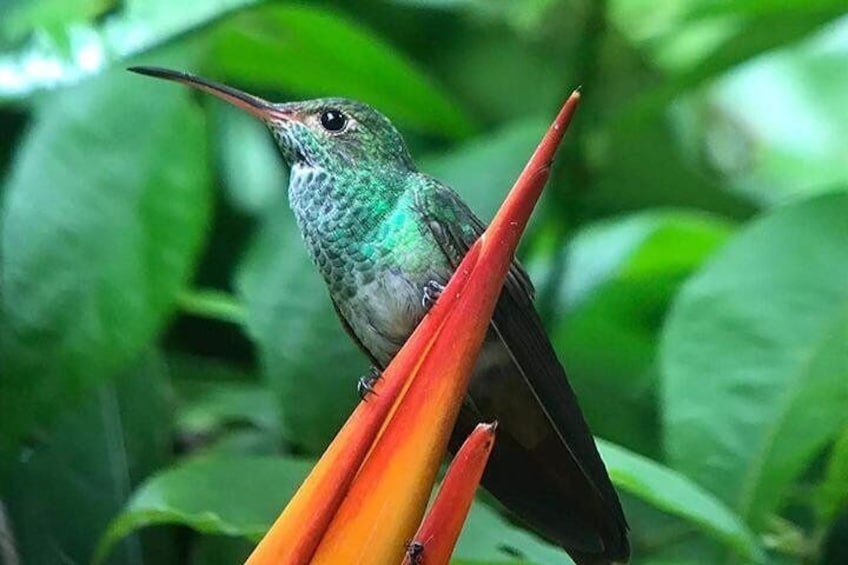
[341, 268, 430, 365]
[289, 174, 452, 363]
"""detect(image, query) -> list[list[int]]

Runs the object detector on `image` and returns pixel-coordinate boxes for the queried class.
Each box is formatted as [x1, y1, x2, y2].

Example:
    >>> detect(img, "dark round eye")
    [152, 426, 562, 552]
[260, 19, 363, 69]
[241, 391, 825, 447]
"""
[320, 109, 348, 132]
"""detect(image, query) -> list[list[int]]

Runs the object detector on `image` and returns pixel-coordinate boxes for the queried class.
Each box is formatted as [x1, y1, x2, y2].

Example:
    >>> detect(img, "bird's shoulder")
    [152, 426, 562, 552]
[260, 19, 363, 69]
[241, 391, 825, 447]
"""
[409, 173, 534, 301]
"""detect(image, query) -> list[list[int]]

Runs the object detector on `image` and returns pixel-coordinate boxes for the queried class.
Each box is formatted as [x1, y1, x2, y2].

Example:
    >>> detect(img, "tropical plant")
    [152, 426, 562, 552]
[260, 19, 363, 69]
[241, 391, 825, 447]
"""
[1, 1, 846, 564]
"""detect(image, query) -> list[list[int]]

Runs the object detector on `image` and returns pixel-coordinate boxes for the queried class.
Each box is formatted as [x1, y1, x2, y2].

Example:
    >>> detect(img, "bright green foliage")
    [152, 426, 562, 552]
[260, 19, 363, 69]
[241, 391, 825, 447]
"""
[0, 66, 211, 459]
[1, 2, 847, 564]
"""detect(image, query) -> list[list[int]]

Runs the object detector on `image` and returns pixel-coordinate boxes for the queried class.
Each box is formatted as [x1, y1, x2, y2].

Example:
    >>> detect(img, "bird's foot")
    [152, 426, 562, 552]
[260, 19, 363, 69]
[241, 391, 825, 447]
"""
[357, 366, 381, 401]
[405, 540, 424, 565]
[421, 280, 446, 310]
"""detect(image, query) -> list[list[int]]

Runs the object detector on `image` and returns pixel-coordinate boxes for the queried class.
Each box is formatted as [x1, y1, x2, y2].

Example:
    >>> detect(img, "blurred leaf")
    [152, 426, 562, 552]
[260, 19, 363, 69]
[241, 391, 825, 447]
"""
[235, 204, 366, 453]
[816, 427, 848, 525]
[94, 455, 314, 564]
[177, 288, 246, 325]
[208, 3, 474, 138]
[175, 380, 280, 439]
[598, 440, 764, 563]
[558, 210, 732, 315]
[452, 501, 569, 564]
[212, 103, 287, 215]
[0, 0, 258, 100]
[167, 356, 281, 456]
[619, 493, 726, 564]
[394, 0, 563, 36]
[422, 116, 549, 221]
[591, 115, 755, 218]
[190, 535, 254, 565]
[0, 68, 211, 456]
[610, 0, 845, 81]
[662, 192, 848, 530]
[2, 0, 114, 44]
[97, 453, 568, 565]
[4, 352, 174, 565]
[433, 24, 566, 126]
[550, 211, 731, 456]
[673, 17, 848, 205]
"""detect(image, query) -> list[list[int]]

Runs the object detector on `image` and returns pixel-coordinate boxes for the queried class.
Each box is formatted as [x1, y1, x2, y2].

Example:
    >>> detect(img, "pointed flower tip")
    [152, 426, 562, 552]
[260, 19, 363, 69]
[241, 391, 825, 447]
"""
[402, 422, 498, 565]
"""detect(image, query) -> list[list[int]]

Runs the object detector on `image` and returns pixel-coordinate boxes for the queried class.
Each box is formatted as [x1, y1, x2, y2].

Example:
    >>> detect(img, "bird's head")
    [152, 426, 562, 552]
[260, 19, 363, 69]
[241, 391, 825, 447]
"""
[129, 67, 415, 178]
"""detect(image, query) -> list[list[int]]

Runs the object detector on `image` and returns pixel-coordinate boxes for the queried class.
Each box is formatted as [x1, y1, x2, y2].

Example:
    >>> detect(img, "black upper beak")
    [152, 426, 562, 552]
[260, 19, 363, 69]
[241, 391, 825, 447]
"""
[128, 66, 293, 122]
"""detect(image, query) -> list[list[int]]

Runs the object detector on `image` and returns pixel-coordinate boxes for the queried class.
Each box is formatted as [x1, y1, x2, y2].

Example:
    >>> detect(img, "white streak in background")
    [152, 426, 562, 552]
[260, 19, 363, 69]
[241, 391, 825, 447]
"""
[0, 0, 261, 99]
[74, 28, 106, 73]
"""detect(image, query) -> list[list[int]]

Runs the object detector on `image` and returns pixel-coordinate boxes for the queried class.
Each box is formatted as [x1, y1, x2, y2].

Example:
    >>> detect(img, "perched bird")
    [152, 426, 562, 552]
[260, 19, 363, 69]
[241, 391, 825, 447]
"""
[130, 66, 629, 564]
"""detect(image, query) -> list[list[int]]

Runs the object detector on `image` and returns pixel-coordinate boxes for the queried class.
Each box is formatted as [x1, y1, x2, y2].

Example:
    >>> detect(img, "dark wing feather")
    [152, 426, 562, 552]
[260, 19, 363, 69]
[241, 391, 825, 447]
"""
[414, 177, 629, 563]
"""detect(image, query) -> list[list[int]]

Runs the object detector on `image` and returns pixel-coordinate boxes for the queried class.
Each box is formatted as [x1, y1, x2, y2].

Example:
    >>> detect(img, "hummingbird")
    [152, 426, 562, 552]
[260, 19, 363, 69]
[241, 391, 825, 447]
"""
[130, 66, 629, 564]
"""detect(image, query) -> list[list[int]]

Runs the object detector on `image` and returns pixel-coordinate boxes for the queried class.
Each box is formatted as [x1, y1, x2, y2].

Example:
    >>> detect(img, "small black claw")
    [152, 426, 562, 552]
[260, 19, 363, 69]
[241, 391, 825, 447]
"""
[406, 540, 424, 564]
[421, 280, 446, 310]
[357, 366, 381, 400]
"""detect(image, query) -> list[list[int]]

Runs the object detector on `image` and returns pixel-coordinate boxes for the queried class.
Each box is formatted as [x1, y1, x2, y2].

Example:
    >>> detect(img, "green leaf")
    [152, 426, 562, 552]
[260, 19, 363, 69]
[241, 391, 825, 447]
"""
[235, 205, 366, 453]
[208, 3, 474, 138]
[610, 0, 845, 81]
[95, 444, 762, 563]
[598, 440, 764, 563]
[0, 68, 211, 455]
[594, 114, 755, 219]
[672, 20, 848, 206]
[177, 288, 246, 325]
[212, 103, 288, 214]
[96, 453, 568, 565]
[661, 192, 848, 529]
[453, 501, 569, 564]
[422, 117, 549, 221]
[175, 380, 280, 437]
[550, 211, 731, 456]
[4, 352, 173, 565]
[816, 427, 848, 525]
[1, 0, 114, 44]
[0, 0, 259, 100]
[94, 455, 314, 564]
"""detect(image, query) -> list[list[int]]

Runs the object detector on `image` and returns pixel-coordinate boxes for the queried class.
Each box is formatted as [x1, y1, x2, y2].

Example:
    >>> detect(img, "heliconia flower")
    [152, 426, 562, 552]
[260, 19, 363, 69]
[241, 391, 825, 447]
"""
[245, 90, 582, 565]
[402, 422, 498, 565]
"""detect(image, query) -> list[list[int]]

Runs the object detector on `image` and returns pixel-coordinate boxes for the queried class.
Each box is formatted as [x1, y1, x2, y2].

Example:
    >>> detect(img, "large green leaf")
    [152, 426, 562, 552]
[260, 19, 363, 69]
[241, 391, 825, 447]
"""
[550, 211, 731, 457]
[3, 352, 174, 565]
[208, 3, 474, 138]
[235, 205, 367, 453]
[598, 440, 763, 563]
[0, 68, 211, 456]
[95, 442, 763, 564]
[93, 455, 313, 564]
[662, 192, 848, 529]
[95, 454, 568, 565]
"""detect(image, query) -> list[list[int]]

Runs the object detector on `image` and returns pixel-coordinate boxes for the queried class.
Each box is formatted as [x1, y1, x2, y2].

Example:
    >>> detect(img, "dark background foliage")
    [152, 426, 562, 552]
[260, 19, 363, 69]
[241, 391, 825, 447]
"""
[1, 1, 847, 563]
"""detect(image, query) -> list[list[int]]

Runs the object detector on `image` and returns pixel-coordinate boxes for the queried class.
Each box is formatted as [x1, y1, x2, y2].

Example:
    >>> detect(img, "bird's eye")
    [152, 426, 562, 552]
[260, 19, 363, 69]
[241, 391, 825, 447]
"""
[319, 109, 348, 133]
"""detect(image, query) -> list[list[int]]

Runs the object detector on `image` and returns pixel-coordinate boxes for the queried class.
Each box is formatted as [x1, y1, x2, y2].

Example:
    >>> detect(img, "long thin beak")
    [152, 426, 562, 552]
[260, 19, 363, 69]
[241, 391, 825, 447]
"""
[128, 66, 292, 122]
